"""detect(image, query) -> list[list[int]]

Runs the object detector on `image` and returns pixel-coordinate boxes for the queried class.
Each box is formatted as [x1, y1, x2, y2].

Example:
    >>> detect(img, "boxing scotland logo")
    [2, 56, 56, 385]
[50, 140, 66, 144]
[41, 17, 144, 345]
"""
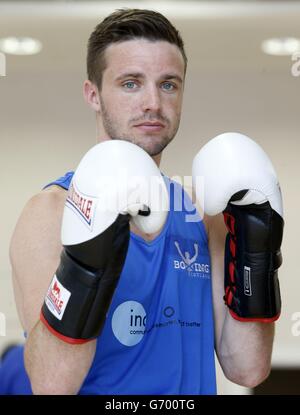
[173, 241, 210, 278]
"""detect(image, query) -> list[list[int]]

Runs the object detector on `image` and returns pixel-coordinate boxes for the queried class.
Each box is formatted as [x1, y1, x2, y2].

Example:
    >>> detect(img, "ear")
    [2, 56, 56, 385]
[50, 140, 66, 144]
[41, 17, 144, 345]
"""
[83, 80, 101, 112]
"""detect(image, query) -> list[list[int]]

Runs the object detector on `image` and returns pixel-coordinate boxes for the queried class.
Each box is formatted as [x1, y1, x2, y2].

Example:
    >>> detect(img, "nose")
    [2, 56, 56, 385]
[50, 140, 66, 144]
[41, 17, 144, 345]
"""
[141, 84, 161, 113]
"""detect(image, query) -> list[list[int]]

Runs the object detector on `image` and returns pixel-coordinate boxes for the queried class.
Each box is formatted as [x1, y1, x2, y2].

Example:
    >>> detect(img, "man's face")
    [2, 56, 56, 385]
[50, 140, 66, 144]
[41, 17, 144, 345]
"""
[98, 39, 185, 156]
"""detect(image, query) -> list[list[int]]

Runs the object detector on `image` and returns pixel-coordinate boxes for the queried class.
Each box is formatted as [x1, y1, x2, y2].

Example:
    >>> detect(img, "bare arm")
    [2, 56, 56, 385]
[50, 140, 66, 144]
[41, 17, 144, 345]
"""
[206, 213, 274, 388]
[10, 187, 96, 395]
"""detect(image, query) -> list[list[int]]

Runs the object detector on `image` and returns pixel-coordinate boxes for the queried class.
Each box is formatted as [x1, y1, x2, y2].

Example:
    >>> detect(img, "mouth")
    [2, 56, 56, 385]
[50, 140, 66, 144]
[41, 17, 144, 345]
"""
[133, 122, 165, 132]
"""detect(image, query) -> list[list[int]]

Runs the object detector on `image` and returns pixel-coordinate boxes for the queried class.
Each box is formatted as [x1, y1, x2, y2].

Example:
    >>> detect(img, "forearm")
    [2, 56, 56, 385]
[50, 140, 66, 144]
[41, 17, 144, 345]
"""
[25, 320, 96, 395]
[217, 314, 274, 387]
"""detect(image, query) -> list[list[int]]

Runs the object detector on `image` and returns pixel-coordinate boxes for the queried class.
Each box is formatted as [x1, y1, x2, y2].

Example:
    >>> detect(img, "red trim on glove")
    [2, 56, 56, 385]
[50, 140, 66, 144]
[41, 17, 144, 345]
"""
[228, 309, 281, 323]
[40, 311, 92, 345]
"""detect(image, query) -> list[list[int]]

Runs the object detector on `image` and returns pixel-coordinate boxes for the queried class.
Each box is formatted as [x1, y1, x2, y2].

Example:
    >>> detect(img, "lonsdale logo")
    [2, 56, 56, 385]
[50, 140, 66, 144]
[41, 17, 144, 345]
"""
[66, 182, 95, 227]
[48, 280, 64, 315]
[45, 275, 71, 321]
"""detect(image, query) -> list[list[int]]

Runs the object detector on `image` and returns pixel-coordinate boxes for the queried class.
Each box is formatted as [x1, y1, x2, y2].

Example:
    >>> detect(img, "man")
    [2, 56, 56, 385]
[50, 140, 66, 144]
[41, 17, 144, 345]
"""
[9, 9, 279, 395]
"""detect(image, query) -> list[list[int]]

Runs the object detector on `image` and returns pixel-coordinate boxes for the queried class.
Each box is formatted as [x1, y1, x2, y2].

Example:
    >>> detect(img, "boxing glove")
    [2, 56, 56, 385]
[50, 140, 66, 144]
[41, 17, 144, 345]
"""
[41, 140, 169, 343]
[192, 132, 284, 322]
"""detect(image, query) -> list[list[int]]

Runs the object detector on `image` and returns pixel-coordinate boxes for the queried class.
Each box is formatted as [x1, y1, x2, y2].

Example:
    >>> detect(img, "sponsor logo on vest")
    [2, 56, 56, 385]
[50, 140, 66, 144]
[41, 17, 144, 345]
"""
[66, 181, 96, 229]
[112, 301, 146, 347]
[112, 301, 201, 346]
[163, 306, 175, 318]
[173, 241, 210, 278]
[45, 275, 71, 320]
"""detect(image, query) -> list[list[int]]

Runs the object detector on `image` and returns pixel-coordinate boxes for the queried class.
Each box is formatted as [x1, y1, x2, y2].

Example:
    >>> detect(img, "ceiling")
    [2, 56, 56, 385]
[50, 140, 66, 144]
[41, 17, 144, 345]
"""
[0, 1, 299, 201]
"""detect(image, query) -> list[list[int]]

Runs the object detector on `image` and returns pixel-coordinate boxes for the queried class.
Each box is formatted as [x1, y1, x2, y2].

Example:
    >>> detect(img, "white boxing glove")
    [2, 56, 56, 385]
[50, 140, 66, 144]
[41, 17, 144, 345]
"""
[192, 132, 284, 322]
[192, 132, 283, 217]
[41, 140, 169, 343]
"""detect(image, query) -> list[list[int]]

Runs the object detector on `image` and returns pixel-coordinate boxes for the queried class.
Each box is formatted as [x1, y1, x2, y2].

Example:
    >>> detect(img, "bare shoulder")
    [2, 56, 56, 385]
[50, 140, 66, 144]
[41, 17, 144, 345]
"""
[28, 184, 67, 213]
[9, 185, 68, 332]
[10, 185, 67, 258]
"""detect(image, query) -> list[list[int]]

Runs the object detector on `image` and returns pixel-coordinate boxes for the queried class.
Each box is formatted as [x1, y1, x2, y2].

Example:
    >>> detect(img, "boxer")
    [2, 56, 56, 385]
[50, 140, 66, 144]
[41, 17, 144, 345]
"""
[10, 9, 283, 395]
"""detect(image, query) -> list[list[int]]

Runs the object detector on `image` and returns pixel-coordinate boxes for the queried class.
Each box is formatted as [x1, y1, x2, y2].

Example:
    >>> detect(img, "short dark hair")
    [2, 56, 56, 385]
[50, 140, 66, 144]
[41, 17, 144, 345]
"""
[87, 8, 187, 90]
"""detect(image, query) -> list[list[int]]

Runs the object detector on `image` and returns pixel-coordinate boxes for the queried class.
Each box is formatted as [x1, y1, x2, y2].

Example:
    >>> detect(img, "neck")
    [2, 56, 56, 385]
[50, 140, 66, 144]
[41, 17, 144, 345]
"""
[130, 221, 162, 242]
[96, 136, 162, 166]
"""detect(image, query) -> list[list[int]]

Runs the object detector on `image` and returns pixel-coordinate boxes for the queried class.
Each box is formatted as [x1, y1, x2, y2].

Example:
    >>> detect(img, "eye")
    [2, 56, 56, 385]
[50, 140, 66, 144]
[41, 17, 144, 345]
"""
[162, 82, 176, 91]
[123, 81, 138, 90]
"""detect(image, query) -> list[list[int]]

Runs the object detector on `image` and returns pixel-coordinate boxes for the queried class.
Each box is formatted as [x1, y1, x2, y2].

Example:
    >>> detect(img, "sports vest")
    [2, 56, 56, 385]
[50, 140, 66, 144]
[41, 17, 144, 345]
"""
[44, 172, 217, 395]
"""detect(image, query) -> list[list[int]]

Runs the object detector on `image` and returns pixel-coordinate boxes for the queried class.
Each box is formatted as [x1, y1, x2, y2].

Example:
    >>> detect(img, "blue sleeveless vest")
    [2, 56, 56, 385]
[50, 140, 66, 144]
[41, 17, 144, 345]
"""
[45, 171, 217, 395]
[0, 346, 32, 395]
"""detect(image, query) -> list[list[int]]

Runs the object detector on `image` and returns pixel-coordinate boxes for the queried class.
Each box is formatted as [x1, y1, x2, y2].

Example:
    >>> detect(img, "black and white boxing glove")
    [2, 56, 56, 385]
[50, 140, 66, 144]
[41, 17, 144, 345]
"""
[41, 140, 169, 343]
[192, 132, 284, 322]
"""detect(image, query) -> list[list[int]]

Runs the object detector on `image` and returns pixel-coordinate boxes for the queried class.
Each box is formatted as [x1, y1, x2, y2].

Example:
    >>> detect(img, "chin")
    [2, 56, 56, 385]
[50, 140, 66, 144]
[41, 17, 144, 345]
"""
[137, 142, 164, 157]
[138, 136, 171, 155]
